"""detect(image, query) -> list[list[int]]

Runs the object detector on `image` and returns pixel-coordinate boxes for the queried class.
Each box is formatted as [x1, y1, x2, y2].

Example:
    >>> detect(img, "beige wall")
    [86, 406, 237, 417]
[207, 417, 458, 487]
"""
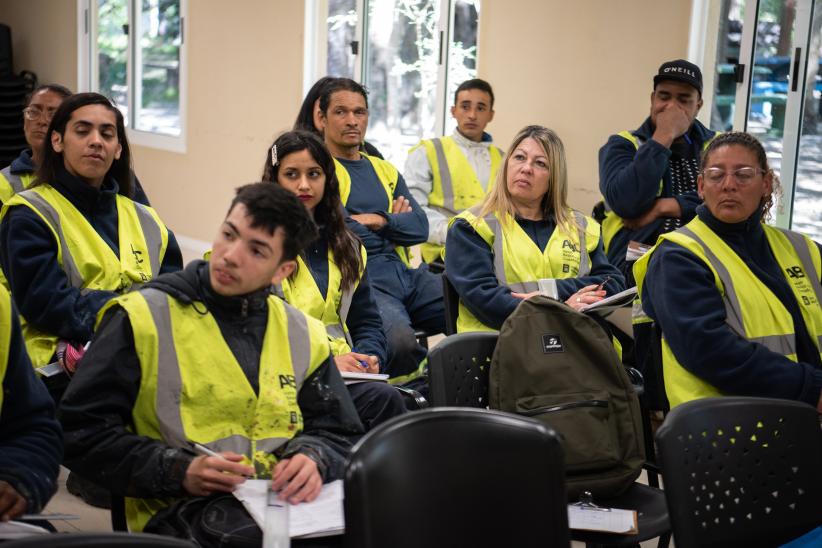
[0, 0, 78, 90]
[134, 0, 306, 246]
[479, 0, 694, 215]
[0, 0, 697, 245]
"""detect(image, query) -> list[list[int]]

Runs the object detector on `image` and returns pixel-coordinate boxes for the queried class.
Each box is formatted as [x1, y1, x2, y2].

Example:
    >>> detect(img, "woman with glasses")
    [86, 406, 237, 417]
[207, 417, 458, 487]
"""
[634, 131, 822, 412]
[1, 84, 72, 203]
[445, 125, 624, 333]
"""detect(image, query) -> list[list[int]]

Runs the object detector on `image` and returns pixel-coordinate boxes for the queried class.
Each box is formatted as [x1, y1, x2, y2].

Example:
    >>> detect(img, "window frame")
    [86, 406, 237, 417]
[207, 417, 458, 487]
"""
[76, 0, 188, 154]
[303, 0, 479, 142]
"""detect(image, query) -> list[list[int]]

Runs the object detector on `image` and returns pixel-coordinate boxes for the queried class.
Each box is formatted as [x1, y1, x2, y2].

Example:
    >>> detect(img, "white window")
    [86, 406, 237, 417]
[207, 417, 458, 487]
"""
[305, 0, 480, 168]
[77, 0, 187, 153]
[696, 0, 822, 240]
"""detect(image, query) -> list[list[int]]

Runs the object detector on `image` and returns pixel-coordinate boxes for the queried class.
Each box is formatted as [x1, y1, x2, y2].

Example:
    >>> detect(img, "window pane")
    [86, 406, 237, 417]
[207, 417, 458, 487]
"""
[364, 0, 440, 167]
[791, 0, 822, 240]
[444, 0, 479, 136]
[746, 0, 797, 221]
[97, 0, 129, 122]
[134, 0, 181, 136]
[710, 0, 745, 132]
[327, 0, 357, 78]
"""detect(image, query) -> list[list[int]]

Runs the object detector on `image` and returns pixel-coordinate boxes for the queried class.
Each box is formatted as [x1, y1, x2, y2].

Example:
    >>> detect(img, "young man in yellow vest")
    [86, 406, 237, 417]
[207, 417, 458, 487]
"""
[59, 183, 363, 533]
[317, 78, 445, 383]
[405, 78, 503, 264]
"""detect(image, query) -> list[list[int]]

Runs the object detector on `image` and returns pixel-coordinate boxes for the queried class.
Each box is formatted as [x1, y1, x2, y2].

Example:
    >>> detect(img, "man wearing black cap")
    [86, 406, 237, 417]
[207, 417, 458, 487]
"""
[598, 59, 718, 284]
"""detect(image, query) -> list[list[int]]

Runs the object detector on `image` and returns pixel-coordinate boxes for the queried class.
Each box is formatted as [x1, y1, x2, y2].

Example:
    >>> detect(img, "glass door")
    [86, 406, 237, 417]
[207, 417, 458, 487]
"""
[721, 0, 820, 232]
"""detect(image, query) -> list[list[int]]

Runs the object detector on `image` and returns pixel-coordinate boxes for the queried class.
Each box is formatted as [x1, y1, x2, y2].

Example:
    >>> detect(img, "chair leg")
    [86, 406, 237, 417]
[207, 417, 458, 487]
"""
[657, 531, 672, 548]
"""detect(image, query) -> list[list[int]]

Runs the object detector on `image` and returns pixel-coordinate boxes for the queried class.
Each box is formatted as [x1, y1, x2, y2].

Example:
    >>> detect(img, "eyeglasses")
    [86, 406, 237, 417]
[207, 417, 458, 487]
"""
[22, 107, 57, 122]
[701, 166, 767, 185]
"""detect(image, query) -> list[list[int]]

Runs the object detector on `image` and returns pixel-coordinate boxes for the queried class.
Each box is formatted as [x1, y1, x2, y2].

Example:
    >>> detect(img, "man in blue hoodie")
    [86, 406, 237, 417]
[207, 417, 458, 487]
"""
[598, 59, 717, 285]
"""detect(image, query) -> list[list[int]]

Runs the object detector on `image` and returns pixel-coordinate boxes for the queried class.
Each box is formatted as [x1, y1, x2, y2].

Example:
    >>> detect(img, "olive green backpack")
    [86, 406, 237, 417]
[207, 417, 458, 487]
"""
[489, 295, 644, 500]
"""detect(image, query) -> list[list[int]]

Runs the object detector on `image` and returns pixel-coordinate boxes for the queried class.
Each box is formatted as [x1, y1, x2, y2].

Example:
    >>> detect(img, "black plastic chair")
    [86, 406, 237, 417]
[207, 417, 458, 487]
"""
[427, 332, 670, 547]
[427, 332, 497, 407]
[656, 396, 822, 548]
[344, 407, 569, 548]
[1, 532, 196, 547]
[441, 272, 460, 336]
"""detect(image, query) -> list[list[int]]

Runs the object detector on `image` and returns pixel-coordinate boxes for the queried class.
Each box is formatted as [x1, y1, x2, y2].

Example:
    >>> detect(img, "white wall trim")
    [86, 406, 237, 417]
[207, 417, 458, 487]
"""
[175, 234, 211, 264]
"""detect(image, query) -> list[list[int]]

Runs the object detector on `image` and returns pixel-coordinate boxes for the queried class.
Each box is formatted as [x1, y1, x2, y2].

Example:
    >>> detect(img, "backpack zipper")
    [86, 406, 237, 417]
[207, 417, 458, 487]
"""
[519, 399, 608, 416]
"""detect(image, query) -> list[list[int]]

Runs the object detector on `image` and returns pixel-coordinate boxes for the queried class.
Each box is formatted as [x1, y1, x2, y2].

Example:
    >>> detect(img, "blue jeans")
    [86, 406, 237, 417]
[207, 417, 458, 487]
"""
[368, 259, 445, 378]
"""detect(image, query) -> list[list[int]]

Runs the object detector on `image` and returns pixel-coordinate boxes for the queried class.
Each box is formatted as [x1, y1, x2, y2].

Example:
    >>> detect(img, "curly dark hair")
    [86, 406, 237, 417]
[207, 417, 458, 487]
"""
[228, 182, 318, 262]
[261, 130, 362, 289]
[700, 131, 780, 222]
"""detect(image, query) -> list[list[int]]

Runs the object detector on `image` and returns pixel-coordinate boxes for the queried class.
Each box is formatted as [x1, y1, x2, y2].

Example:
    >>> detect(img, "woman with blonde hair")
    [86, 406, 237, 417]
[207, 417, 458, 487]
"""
[445, 125, 623, 332]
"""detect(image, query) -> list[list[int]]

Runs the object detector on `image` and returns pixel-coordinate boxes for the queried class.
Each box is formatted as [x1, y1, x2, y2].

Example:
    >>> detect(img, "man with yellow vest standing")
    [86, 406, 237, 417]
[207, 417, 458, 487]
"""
[59, 183, 363, 534]
[317, 78, 445, 383]
[405, 78, 503, 265]
[598, 60, 717, 285]
[634, 132, 822, 412]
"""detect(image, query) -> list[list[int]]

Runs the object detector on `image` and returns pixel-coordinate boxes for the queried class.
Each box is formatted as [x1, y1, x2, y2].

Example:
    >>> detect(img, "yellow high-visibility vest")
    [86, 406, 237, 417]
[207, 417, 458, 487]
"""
[0, 185, 169, 367]
[281, 244, 367, 356]
[452, 207, 599, 333]
[634, 217, 822, 408]
[411, 136, 503, 263]
[334, 154, 412, 266]
[99, 288, 331, 531]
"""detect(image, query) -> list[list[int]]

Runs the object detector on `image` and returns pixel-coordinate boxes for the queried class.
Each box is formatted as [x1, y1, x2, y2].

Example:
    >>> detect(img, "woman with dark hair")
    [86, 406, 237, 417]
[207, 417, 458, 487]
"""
[635, 131, 822, 412]
[294, 77, 384, 159]
[0, 92, 183, 384]
[263, 130, 405, 429]
[0, 84, 72, 203]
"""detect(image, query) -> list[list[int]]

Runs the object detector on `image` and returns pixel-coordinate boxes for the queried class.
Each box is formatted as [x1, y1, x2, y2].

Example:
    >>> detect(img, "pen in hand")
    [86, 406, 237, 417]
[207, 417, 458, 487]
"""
[594, 276, 612, 293]
[191, 442, 254, 478]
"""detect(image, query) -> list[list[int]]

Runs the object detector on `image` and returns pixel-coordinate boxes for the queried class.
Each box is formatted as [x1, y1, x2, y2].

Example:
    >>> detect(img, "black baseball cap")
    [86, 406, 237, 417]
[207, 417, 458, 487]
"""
[653, 59, 703, 95]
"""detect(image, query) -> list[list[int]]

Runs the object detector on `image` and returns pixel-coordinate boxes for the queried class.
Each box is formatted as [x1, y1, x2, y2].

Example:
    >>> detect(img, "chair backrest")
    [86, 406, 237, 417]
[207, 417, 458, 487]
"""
[656, 396, 822, 548]
[344, 407, 569, 548]
[1, 532, 196, 547]
[442, 272, 460, 336]
[428, 332, 497, 407]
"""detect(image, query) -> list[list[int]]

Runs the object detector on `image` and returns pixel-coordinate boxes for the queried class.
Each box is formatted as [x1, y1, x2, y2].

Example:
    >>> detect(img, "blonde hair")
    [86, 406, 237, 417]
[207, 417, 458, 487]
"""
[478, 125, 580, 234]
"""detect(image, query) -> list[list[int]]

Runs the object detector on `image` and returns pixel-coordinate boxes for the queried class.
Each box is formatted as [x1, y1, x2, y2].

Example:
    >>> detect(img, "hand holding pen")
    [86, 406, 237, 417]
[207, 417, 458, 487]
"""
[182, 442, 255, 496]
[333, 351, 379, 373]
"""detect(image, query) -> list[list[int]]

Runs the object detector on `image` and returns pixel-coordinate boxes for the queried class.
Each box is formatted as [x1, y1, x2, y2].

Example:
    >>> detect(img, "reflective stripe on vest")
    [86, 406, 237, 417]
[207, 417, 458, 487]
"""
[453, 208, 599, 332]
[281, 244, 366, 354]
[633, 217, 822, 408]
[0, 286, 13, 413]
[334, 154, 412, 266]
[0, 166, 28, 203]
[419, 137, 503, 263]
[425, 137, 503, 216]
[107, 288, 330, 531]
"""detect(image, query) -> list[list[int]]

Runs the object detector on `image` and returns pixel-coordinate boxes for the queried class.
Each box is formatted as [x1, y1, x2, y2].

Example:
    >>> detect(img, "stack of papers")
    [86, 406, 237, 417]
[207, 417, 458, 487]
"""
[578, 287, 638, 316]
[340, 371, 389, 385]
[568, 504, 638, 534]
[0, 521, 51, 539]
[233, 479, 345, 538]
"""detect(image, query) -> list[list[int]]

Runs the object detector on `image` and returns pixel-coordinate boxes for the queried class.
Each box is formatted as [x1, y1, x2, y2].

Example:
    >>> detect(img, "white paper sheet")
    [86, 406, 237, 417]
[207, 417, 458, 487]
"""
[234, 479, 345, 538]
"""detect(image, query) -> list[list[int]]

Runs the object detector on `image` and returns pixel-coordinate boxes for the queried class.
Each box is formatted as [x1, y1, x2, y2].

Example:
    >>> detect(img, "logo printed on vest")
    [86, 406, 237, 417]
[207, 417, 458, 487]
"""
[542, 333, 564, 354]
[562, 240, 578, 252]
[278, 374, 296, 389]
[786, 266, 805, 279]
[562, 264, 570, 273]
